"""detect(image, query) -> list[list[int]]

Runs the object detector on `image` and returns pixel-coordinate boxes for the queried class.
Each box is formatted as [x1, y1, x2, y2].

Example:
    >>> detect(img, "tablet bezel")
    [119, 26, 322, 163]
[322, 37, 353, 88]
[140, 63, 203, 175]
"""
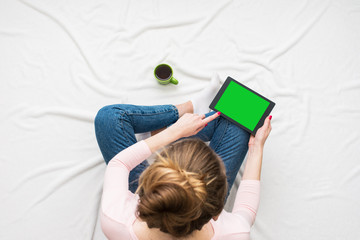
[209, 76, 275, 135]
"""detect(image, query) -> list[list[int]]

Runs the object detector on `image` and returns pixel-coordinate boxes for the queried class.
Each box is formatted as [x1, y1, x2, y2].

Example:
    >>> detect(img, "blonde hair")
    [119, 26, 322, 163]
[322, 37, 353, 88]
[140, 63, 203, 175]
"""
[136, 138, 227, 238]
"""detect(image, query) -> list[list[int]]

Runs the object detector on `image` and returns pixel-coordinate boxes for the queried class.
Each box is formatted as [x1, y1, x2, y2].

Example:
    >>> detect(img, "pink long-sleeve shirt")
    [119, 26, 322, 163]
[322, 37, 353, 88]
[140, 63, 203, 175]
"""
[101, 140, 260, 240]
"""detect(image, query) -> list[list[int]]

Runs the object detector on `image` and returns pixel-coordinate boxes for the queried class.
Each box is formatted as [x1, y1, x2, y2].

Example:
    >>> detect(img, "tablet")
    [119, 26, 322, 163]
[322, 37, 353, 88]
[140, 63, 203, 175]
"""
[209, 77, 275, 135]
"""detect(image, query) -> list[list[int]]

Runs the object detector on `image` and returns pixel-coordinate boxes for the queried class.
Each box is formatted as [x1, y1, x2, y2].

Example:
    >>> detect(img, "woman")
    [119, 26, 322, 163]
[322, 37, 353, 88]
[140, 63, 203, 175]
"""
[94, 99, 272, 240]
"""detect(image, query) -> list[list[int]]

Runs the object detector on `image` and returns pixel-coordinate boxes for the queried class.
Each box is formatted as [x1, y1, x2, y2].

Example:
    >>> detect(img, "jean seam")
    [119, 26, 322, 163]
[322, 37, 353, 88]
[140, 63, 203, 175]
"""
[126, 112, 172, 116]
[170, 104, 179, 119]
[124, 105, 178, 117]
[118, 111, 133, 147]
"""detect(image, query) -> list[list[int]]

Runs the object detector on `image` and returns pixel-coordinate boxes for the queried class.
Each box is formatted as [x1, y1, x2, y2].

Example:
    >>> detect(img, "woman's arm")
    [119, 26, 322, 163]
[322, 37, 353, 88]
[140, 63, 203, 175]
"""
[144, 127, 180, 153]
[242, 115, 272, 180]
[101, 141, 152, 219]
[242, 145, 263, 180]
[231, 115, 272, 225]
[144, 112, 220, 153]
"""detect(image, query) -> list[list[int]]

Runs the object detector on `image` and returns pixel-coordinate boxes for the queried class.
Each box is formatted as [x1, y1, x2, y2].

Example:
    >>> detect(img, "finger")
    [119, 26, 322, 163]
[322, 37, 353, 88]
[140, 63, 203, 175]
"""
[200, 114, 206, 119]
[268, 118, 272, 133]
[264, 116, 272, 136]
[195, 124, 206, 133]
[202, 112, 220, 125]
[260, 115, 271, 130]
[267, 115, 272, 129]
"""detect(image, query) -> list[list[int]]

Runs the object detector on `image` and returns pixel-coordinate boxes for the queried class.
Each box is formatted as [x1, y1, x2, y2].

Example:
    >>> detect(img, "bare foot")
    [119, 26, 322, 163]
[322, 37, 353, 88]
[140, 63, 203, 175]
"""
[175, 100, 194, 117]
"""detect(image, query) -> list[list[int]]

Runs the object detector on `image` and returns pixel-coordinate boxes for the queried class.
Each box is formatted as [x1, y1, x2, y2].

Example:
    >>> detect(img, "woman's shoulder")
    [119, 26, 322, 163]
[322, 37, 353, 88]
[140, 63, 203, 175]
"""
[100, 192, 139, 239]
[101, 192, 139, 227]
[211, 210, 251, 239]
[100, 211, 136, 239]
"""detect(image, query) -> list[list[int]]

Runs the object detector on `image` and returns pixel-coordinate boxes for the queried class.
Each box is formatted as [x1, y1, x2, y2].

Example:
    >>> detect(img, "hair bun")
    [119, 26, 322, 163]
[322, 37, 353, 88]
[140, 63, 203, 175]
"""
[137, 160, 207, 236]
[136, 138, 227, 238]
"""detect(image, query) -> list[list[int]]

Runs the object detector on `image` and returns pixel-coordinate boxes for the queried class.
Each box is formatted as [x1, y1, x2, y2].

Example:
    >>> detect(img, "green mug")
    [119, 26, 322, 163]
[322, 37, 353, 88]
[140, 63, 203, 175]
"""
[154, 64, 178, 85]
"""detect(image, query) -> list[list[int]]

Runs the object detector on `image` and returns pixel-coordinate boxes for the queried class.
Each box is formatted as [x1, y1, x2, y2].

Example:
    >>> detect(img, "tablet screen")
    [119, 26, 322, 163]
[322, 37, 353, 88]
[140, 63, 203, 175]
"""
[214, 81, 270, 131]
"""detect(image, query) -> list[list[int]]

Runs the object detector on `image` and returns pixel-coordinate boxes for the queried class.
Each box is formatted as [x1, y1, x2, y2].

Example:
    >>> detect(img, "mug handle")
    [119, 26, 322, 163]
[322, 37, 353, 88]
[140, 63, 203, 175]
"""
[170, 77, 178, 85]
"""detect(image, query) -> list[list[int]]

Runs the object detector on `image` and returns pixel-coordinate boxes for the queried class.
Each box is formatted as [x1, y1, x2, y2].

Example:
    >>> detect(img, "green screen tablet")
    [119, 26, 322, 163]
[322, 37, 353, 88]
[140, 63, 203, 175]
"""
[209, 77, 275, 135]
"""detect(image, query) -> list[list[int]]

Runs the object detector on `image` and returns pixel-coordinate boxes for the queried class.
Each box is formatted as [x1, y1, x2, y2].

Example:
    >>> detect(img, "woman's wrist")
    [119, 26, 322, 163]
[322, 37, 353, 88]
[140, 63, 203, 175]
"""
[163, 127, 182, 142]
[166, 125, 183, 139]
[144, 127, 180, 153]
[242, 144, 263, 180]
[247, 144, 263, 162]
[248, 143, 264, 153]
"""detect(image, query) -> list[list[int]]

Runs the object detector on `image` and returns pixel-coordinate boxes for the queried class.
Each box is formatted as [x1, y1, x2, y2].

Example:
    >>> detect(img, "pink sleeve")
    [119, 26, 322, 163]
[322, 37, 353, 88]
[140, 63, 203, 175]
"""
[100, 140, 152, 237]
[232, 180, 261, 226]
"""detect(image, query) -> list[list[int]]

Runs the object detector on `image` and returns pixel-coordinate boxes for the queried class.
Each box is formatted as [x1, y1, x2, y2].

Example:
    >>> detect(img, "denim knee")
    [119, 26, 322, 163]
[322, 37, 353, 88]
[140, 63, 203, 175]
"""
[95, 105, 111, 128]
[95, 104, 129, 123]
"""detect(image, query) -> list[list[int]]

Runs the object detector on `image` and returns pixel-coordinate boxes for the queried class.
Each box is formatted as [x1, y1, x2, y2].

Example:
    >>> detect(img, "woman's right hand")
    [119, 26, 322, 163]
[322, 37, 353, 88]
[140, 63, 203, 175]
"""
[145, 112, 219, 154]
[248, 115, 272, 148]
[168, 112, 220, 139]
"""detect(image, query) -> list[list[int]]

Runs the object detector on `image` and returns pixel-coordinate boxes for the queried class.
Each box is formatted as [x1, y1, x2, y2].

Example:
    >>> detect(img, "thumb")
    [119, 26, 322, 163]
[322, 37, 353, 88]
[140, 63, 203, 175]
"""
[261, 115, 271, 130]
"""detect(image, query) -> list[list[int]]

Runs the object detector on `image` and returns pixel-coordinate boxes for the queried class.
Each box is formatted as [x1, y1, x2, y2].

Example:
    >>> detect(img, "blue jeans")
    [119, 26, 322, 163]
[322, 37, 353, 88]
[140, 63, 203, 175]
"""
[94, 104, 249, 197]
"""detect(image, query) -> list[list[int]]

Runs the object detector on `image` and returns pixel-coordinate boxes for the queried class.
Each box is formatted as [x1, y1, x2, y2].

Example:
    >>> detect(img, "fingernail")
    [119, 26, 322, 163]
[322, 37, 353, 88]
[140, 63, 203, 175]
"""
[205, 124, 208, 127]
[269, 115, 272, 120]
[217, 112, 221, 115]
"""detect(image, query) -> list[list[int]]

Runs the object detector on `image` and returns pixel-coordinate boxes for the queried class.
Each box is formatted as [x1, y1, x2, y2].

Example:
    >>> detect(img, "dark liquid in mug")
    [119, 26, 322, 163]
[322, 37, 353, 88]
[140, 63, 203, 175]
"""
[155, 65, 172, 80]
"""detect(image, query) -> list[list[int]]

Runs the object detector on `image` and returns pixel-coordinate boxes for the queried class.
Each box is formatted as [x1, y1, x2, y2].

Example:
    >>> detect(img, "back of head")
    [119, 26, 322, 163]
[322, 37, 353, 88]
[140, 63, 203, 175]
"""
[136, 138, 227, 238]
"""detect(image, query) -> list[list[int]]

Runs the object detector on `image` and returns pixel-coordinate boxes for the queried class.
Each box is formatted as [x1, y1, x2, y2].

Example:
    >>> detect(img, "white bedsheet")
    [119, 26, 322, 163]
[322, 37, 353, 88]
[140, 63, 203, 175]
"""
[1, 0, 360, 239]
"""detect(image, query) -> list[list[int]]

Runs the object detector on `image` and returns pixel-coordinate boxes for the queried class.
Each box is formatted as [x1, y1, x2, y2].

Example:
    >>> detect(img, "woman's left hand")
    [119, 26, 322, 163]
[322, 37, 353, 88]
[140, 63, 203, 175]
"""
[168, 112, 220, 138]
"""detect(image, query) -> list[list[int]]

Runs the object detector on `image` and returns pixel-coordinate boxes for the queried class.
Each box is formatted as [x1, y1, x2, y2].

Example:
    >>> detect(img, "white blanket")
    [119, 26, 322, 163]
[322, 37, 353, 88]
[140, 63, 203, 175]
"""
[1, 0, 360, 239]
